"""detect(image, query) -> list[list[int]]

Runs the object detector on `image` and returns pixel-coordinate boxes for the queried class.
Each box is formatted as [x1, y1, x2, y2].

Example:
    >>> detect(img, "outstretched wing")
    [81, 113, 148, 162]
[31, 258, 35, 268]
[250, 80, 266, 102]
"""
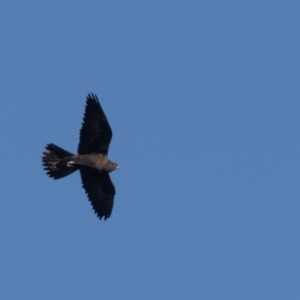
[78, 93, 112, 155]
[80, 168, 115, 220]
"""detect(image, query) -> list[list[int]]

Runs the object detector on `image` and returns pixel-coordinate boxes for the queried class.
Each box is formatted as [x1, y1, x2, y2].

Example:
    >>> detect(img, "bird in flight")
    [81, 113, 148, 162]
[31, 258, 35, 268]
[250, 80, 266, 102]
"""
[42, 93, 119, 220]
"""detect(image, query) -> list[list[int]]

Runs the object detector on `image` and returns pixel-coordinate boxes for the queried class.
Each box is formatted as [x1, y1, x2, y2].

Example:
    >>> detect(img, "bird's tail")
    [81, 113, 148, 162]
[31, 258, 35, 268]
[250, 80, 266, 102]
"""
[42, 143, 78, 179]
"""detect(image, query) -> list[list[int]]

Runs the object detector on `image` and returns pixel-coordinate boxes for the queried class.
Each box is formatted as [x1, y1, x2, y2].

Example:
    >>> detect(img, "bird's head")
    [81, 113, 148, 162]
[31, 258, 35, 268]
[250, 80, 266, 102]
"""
[106, 160, 119, 172]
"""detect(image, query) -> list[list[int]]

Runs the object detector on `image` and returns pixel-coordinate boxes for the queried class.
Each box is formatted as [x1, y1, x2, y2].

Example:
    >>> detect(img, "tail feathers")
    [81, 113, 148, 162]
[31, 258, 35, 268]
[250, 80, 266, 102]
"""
[42, 143, 77, 179]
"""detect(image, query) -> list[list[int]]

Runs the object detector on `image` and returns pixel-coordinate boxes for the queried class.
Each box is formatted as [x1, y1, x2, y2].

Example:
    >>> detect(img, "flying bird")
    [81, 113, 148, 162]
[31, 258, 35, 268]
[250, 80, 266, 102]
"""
[42, 93, 119, 220]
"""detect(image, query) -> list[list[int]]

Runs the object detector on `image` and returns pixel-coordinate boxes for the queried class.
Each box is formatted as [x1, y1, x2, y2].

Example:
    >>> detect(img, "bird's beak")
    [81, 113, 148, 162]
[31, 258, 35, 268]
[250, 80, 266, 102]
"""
[115, 165, 120, 170]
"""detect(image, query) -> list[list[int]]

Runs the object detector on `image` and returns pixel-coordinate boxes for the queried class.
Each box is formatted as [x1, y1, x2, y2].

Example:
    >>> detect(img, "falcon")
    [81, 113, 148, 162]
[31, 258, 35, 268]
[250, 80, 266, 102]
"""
[42, 93, 119, 220]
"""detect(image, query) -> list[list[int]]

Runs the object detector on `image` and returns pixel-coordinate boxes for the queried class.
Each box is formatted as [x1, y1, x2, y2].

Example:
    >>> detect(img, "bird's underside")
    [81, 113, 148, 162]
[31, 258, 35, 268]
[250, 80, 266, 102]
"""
[42, 93, 118, 220]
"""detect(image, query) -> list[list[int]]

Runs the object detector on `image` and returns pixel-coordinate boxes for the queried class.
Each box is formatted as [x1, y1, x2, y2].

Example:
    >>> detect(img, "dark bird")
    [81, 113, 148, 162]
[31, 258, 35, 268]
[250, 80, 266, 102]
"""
[42, 93, 119, 220]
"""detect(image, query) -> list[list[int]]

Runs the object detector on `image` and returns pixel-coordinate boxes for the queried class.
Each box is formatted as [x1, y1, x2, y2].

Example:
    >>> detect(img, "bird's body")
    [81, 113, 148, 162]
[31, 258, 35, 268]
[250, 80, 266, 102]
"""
[67, 153, 117, 172]
[42, 93, 118, 220]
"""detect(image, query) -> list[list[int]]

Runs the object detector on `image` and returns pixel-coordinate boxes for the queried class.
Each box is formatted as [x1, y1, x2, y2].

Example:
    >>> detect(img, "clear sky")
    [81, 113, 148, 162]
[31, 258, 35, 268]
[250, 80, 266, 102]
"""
[0, 1, 299, 299]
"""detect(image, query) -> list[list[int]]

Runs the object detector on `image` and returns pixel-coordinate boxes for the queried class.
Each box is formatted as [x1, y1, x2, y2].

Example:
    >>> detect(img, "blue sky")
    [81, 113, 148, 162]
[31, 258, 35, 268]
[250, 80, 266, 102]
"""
[1, 1, 299, 299]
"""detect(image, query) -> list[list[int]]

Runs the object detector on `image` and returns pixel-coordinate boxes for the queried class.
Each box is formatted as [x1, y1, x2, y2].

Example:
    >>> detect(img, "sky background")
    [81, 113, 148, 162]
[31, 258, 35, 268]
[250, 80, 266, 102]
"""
[0, 1, 299, 299]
